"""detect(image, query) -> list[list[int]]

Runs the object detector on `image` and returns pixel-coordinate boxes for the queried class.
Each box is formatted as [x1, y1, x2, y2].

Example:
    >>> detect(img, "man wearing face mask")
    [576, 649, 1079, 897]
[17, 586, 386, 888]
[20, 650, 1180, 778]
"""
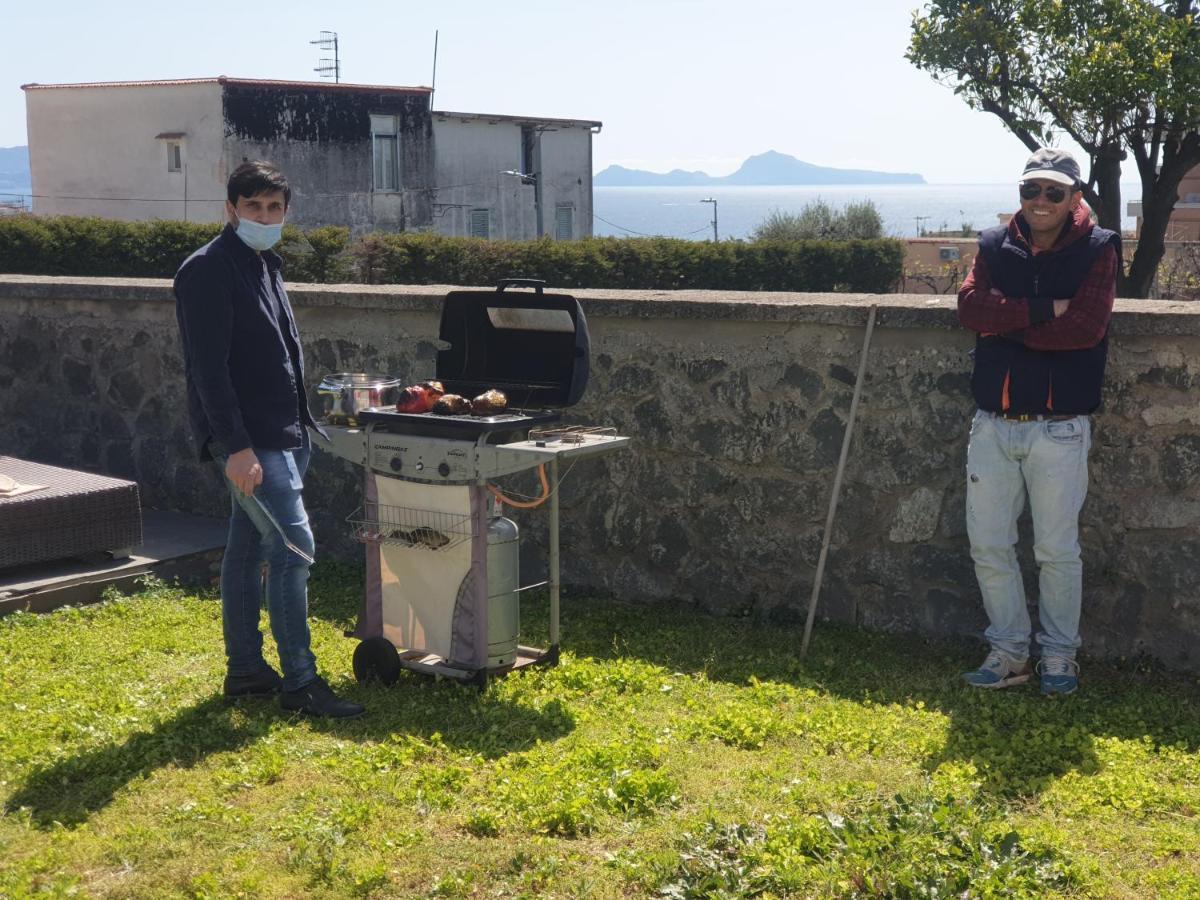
[174, 161, 365, 719]
[957, 148, 1119, 697]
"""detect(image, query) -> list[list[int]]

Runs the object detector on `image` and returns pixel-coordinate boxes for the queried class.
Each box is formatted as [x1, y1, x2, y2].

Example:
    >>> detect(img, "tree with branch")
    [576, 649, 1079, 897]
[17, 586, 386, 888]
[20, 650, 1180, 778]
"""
[909, 0, 1200, 297]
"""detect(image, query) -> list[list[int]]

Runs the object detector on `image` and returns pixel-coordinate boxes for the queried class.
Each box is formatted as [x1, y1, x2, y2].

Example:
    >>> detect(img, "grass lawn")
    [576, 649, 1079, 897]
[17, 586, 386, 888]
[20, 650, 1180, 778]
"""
[2, 563, 1199, 898]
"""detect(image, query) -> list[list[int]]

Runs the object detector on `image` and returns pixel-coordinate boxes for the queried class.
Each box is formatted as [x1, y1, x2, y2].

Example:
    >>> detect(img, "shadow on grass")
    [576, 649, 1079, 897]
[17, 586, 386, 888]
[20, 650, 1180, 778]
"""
[177, 560, 377, 632]
[6, 677, 572, 830]
[550, 589, 1200, 801]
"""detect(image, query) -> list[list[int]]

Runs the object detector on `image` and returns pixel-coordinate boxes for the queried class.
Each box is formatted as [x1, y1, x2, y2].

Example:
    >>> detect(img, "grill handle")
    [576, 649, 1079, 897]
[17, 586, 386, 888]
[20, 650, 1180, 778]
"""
[495, 278, 545, 295]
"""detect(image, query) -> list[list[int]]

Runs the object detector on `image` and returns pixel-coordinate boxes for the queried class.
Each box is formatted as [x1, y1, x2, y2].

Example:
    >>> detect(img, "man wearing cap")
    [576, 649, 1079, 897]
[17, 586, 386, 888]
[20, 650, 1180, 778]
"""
[956, 148, 1120, 696]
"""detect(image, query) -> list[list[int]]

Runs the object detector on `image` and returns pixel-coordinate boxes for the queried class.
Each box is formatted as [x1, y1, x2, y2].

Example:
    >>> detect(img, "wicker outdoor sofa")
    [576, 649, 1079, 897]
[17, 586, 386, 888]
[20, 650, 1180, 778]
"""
[0, 456, 142, 570]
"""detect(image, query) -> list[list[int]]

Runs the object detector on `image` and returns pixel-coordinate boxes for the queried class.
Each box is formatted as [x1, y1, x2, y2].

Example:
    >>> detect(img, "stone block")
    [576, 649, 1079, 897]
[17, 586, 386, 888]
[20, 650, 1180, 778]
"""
[1161, 434, 1200, 493]
[1123, 495, 1200, 530]
[889, 486, 943, 543]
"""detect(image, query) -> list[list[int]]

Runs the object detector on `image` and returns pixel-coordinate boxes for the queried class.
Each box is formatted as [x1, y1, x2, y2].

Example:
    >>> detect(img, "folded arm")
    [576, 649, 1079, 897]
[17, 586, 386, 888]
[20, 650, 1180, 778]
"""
[957, 254, 1055, 335]
[1022, 244, 1117, 350]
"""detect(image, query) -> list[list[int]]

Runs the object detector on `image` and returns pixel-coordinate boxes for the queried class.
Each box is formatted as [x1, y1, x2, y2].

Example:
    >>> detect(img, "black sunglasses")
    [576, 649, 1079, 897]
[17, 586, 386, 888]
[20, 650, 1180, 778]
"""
[1019, 181, 1072, 203]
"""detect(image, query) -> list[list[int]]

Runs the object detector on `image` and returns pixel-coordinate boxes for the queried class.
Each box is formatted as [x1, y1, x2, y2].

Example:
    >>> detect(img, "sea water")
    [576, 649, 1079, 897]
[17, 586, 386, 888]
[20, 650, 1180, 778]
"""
[593, 183, 1142, 241]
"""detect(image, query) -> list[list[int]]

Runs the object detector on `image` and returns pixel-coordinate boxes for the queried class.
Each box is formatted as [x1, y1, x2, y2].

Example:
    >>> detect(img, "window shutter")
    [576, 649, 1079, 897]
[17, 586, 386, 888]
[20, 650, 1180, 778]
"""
[470, 209, 490, 239]
[555, 206, 574, 240]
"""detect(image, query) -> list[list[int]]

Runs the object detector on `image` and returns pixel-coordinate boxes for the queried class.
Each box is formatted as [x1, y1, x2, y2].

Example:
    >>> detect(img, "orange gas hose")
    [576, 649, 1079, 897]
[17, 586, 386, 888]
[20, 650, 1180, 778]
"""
[487, 464, 551, 509]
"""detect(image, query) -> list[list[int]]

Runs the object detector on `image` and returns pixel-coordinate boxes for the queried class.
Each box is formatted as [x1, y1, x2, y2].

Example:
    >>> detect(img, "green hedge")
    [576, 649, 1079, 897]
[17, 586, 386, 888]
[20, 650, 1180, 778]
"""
[0, 215, 903, 293]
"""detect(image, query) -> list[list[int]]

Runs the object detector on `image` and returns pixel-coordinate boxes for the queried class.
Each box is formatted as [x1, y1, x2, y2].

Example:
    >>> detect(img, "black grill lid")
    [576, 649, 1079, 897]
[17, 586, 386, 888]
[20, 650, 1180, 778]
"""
[437, 279, 589, 409]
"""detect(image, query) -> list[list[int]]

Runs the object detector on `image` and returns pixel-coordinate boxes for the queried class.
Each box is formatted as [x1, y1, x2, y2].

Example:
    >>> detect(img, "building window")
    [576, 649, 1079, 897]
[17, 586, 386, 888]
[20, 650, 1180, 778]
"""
[167, 141, 182, 173]
[470, 209, 490, 239]
[555, 205, 574, 240]
[371, 114, 400, 191]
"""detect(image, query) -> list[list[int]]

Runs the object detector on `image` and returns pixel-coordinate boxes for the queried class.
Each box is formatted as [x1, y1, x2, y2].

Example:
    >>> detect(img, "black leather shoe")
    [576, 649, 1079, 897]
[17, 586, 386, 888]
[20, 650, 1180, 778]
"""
[223, 666, 284, 700]
[280, 676, 366, 719]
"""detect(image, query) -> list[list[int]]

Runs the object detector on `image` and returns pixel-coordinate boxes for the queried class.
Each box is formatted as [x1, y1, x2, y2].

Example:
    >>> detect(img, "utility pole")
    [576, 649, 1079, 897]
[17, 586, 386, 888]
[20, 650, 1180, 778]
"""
[431, 30, 439, 106]
[311, 31, 341, 83]
[701, 197, 718, 241]
[915, 215, 929, 237]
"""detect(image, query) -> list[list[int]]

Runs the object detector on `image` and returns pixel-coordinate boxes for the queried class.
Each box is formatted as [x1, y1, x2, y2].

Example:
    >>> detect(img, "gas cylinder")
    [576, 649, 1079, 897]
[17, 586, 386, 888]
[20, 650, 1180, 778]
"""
[486, 515, 520, 668]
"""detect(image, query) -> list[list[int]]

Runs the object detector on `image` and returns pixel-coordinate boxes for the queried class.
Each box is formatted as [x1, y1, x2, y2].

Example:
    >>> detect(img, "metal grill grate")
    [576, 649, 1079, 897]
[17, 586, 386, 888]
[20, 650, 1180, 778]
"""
[347, 504, 474, 551]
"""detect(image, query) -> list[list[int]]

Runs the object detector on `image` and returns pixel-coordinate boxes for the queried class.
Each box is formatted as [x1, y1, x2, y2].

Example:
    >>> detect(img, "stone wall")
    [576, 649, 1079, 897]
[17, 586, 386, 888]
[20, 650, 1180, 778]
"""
[2, 275, 1199, 671]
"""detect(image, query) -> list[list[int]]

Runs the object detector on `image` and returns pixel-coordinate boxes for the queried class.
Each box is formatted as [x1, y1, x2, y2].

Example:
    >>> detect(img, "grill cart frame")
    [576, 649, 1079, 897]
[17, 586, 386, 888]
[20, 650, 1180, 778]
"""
[312, 281, 628, 686]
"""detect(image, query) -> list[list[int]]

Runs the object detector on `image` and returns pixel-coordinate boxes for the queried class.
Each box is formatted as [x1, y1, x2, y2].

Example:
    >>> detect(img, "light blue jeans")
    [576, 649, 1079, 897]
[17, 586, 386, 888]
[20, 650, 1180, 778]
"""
[213, 429, 318, 691]
[966, 410, 1091, 661]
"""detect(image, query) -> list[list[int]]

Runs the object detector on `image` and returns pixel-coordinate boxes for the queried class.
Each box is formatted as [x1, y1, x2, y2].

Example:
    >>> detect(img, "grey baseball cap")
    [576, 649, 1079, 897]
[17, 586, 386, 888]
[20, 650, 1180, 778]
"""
[1020, 148, 1081, 187]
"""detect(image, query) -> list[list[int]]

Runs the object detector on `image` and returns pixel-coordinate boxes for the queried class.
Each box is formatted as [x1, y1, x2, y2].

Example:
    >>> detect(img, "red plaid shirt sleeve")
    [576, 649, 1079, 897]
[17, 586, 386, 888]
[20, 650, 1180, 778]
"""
[957, 254, 1038, 334]
[1022, 244, 1117, 351]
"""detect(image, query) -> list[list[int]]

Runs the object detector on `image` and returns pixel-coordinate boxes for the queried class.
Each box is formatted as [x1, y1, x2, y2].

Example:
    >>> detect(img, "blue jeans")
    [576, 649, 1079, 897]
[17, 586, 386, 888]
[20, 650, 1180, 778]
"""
[214, 430, 317, 691]
[966, 410, 1091, 661]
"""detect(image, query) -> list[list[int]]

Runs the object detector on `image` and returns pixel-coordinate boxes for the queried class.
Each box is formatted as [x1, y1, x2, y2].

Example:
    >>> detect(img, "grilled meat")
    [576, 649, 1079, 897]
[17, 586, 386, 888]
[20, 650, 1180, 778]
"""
[470, 389, 508, 416]
[431, 393, 472, 415]
[420, 380, 446, 401]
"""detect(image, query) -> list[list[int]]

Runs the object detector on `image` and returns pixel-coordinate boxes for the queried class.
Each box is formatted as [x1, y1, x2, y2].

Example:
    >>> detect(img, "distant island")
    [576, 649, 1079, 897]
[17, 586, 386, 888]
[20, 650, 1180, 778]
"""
[594, 150, 925, 187]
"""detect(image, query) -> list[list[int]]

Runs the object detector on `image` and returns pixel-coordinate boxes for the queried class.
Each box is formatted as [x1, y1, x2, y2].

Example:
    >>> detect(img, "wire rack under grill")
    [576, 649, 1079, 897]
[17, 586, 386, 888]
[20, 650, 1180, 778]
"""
[347, 505, 474, 551]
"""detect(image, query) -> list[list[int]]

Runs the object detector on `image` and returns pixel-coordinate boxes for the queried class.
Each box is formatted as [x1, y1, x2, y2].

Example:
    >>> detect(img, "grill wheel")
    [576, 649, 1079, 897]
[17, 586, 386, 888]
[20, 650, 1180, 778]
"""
[353, 636, 402, 686]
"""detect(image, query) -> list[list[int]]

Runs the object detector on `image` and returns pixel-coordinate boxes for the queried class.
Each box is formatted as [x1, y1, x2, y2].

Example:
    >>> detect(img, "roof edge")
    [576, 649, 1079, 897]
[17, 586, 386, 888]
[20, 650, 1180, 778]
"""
[433, 109, 602, 129]
[22, 76, 432, 94]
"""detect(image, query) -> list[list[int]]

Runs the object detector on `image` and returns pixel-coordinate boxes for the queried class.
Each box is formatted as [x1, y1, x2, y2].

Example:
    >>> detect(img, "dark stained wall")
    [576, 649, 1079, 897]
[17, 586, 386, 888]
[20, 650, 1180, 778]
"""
[221, 85, 434, 232]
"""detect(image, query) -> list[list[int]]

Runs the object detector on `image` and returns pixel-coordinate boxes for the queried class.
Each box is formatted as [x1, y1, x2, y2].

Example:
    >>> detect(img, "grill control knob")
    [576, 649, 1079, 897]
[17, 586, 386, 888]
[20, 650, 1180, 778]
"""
[390, 456, 402, 472]
[438, 462, 451, 477]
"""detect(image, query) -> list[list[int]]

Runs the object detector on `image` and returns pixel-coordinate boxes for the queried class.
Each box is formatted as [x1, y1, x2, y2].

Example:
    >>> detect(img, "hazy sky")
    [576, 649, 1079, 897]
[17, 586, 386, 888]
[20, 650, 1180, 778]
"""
[2, 0, 1069, 183]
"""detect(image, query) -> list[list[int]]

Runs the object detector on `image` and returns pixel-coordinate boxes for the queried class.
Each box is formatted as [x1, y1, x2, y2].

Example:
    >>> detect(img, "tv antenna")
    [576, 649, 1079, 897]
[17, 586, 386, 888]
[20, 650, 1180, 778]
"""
[311, 31, 341, 83]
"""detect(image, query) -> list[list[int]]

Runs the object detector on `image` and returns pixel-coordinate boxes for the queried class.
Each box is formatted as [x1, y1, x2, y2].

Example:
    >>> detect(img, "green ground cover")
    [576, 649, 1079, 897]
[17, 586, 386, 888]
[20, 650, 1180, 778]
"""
[1, 565, 1198, 898]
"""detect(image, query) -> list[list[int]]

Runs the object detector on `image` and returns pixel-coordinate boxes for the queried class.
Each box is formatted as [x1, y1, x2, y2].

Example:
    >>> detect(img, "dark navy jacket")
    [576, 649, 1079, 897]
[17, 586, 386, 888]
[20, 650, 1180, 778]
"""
[972, 222, 1120, 415]
[174, 225, 322, 460]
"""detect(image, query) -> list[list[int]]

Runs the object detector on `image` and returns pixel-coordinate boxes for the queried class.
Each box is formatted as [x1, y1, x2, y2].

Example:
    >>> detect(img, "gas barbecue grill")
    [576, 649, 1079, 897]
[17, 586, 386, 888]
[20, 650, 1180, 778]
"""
[313, 280, 629, 685]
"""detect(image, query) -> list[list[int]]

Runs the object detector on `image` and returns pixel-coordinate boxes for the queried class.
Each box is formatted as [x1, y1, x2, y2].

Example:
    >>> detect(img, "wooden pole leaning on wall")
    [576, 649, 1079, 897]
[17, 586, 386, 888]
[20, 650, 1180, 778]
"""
[800, 304, 878, 662]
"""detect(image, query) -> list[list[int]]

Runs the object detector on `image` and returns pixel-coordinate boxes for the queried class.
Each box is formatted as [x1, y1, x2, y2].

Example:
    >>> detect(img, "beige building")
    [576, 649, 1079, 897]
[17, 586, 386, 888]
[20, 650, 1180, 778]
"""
[900, 237, 979, 294]
[1127, 167, 1200, 241]
[21, 77, 600, 239]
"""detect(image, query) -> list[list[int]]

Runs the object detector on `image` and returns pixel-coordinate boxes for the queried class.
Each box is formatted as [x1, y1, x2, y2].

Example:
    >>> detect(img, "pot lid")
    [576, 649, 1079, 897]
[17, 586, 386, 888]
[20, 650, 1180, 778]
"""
[319, 372, 399, 387]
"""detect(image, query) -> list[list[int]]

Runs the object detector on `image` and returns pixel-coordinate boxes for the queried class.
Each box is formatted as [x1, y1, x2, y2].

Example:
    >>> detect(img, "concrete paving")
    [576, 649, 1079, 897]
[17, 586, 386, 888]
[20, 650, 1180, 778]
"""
[0, 508, 226, 615]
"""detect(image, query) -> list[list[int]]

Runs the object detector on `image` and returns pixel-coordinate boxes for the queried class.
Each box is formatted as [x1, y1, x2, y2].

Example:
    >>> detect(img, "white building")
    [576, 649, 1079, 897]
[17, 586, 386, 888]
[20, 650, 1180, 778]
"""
[432, 111, 598, 241]
[21, 77, 601, 239]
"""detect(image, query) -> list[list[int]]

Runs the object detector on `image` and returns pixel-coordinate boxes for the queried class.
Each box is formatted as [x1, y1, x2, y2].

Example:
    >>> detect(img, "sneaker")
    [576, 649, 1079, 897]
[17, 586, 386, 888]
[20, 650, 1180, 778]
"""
[1038, 656, 1079, 696]
[962, 650, 1032, 688]
[223, 666, 284, 700]
[280, 676, 366, 719]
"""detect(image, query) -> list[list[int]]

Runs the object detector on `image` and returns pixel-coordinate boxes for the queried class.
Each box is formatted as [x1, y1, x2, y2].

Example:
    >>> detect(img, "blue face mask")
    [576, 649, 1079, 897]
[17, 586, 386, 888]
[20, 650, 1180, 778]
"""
[234, 215, 284, 251]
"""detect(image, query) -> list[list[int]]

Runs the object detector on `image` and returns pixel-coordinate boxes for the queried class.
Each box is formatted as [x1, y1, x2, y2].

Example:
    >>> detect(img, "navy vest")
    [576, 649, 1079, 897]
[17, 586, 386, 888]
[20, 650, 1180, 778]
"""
[972, 223, 1119, 415]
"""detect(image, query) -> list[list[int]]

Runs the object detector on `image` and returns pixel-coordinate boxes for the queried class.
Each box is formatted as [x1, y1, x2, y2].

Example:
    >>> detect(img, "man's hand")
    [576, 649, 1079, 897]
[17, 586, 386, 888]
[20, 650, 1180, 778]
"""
[1053, 298, 1070, 317]
[225, 447, 263, 497]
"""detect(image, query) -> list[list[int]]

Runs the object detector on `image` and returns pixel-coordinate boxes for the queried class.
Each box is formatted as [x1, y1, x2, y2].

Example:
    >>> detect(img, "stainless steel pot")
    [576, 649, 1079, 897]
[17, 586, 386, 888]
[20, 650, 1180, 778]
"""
[317, 373, 400, 425]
